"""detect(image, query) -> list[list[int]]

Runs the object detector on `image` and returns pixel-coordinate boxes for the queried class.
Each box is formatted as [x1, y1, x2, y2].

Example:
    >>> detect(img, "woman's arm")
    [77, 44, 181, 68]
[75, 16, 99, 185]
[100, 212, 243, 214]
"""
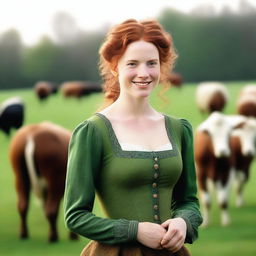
[64, 120, 138, 244]
[170, 119, 203, 244]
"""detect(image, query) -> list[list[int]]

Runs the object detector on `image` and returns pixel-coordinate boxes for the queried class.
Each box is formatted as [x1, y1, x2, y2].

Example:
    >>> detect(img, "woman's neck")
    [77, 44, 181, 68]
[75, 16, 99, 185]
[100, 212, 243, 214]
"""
[102, 94, 158, 119]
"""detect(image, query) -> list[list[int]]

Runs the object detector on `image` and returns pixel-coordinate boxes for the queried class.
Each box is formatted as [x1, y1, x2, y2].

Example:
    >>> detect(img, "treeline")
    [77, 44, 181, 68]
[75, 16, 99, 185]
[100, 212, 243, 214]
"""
[0, 1, 256, 89]
[159, 4, 256, 82]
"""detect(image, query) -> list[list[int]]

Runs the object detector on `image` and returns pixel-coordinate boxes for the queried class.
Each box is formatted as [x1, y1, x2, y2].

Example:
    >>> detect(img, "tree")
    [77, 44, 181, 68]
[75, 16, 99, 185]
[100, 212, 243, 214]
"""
[0, 29, 25, 89]
[22, 36, 60, 83]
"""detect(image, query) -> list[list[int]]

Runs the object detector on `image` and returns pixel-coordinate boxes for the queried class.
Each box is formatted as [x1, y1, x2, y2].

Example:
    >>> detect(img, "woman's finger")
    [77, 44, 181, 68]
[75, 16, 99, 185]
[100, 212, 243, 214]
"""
[161, 228, 176, 246]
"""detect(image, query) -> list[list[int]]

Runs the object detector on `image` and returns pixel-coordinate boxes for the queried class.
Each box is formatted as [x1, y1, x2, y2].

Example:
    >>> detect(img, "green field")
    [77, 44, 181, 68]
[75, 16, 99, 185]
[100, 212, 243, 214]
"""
[0, 82, 256, 256]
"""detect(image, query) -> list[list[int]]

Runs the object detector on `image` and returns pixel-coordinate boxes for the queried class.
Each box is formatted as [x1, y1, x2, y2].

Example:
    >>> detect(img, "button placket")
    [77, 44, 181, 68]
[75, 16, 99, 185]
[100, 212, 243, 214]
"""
[152, 155, 160, 223]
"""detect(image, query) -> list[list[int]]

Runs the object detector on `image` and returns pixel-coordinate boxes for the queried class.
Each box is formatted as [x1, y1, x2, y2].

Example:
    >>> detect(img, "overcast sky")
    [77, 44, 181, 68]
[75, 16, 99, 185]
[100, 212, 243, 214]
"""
[1, 0, 255, 45]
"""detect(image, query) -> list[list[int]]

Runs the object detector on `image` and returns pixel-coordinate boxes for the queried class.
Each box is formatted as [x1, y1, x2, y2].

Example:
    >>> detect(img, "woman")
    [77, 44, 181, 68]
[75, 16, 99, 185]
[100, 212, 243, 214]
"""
[64, 19, 202, 256]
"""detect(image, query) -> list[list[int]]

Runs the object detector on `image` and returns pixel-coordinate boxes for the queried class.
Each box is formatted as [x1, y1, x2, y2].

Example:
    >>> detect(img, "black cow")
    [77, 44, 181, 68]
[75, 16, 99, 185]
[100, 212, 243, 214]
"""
[0, 97, 24, 135]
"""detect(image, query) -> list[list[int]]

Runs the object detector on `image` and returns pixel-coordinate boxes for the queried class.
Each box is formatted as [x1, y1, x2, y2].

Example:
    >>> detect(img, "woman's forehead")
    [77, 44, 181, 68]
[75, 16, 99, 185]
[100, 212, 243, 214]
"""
[121, 40, 159, 60]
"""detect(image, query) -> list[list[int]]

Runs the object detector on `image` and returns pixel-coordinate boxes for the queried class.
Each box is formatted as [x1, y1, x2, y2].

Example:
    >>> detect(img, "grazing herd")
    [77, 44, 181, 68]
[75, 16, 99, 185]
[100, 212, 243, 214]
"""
[34, 80, 102, 100]
[1, 79, 101, 243]
[195, 82, 256, 226]
[1, 77, 256, 244]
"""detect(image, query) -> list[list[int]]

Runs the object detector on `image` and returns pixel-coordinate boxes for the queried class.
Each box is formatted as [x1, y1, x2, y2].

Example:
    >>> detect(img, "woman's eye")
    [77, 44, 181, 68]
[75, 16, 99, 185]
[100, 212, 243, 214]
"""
[127, 62, 136, 67]
[148, 61, 157, 66]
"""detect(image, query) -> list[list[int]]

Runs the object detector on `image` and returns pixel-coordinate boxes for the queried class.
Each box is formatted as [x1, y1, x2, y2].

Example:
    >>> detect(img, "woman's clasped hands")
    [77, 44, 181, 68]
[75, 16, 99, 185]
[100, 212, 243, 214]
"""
[137, 218, 187, 253]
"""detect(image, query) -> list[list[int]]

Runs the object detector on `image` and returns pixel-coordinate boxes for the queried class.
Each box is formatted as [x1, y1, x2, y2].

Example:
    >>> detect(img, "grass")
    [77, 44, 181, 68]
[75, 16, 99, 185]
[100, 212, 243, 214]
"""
[0, 81, 256, 255]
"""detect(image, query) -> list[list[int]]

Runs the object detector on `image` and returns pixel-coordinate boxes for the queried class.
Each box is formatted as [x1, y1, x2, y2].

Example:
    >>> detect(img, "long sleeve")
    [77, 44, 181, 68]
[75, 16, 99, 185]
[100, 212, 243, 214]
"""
[63, 120, 138, 244]
[171, 119, 203, 244]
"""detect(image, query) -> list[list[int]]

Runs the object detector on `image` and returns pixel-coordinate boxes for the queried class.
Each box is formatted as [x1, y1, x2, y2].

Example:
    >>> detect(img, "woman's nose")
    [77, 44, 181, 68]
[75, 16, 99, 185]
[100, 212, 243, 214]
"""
[137, 64, 149, 78]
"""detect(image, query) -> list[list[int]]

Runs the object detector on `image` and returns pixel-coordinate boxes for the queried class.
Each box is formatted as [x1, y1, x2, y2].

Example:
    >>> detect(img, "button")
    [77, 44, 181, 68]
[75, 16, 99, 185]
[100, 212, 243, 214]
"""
[154, 164, 159, 170]
[152, 183, 157, 188]
[154, 157, 158, 161]
[153, 194, 158, 198]
[154, 215, 159, 220]
[154, 173, 159, 179]
[153, 204, 158, 210]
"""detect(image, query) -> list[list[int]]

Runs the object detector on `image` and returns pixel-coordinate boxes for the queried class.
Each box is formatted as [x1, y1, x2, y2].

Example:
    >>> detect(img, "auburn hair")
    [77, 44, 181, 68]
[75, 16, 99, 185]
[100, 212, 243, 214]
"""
[98, 19, 177, 108]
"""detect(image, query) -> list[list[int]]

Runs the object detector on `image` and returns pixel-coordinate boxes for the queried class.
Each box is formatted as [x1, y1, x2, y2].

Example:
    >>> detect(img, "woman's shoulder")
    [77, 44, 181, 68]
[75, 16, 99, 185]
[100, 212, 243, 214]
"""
[72, 113, 104, 136]
[164, 114, 192, 129]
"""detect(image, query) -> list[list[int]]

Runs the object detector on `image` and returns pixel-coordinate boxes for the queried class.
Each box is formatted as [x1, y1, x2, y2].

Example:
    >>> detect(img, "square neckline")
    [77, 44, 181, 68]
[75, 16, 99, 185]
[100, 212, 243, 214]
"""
[95, 112, 178, 159]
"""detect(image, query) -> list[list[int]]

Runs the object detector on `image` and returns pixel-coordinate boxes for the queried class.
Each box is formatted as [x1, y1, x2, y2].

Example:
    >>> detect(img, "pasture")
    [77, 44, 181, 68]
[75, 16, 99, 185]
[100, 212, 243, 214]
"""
[0, 82, 256, 256]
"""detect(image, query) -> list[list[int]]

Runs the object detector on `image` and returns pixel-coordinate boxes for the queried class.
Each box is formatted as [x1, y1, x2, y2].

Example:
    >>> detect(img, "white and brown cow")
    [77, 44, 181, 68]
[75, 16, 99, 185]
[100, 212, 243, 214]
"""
[237, 85, 256, 117]
[230, 117, 256, 207]
[9, 121, 78, 242]
[195, 112, 245, 226]
[196, 82, 229, 115]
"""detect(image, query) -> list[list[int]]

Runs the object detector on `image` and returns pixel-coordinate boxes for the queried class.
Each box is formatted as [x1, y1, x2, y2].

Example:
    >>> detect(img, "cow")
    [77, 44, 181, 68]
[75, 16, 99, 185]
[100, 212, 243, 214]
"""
[237, 85, 256, 117]
[60, 81, 102, 98]
[230, 117, 256, 207]
[34, 81, 58, 101]
[168, 72, 183, 87]
[0, 97, 24, 135]
[195, 82, 229, 115]
[195, 112, 245, 226]
[9, 121, 78, 242]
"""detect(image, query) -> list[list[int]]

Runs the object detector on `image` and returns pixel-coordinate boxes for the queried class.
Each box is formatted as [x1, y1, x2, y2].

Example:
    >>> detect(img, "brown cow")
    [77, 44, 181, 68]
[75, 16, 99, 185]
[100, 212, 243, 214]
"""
[168, 72, 183, 87]
[9, 121, 78, 242]
[34, 81, 57, 101]
[60, 81, 102, 98]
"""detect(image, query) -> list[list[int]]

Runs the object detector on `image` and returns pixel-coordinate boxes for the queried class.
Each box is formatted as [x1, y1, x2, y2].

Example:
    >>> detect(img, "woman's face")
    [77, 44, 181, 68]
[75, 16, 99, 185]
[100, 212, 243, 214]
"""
[116, 40, 160, 99]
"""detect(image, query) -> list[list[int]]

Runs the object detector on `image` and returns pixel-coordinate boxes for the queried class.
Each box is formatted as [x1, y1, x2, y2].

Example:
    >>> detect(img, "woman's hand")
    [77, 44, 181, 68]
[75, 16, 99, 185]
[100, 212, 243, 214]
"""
[137, 222, 166, 250]
[160, 218, 187, 252]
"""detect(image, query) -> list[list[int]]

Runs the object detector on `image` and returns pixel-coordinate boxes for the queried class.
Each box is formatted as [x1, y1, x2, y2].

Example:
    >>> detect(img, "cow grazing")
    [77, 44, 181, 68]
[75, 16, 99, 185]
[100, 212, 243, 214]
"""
[196, 82, 229, 114]
[34, 81, 58, 101]
[168, 72, 183, 87]
[237, 85, 256, 117]
[0, 97, 24, 135]
[230, 117, 256, 207]
[60, 81, 102, 98]
[9, 122, 78, 242]
[195, 112, 244, 226]
[83, 81, 102, 95]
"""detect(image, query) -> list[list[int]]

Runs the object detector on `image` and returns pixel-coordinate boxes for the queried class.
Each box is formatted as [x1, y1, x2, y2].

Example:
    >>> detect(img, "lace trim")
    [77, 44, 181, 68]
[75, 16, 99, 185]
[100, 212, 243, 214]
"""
[119, 142, 173, 151]
[95, 113, 178, 159]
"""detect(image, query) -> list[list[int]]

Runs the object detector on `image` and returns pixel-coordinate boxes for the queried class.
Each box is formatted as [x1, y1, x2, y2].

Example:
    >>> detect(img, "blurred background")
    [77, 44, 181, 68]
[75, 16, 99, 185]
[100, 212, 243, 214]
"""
[1, 0, 256, 89]
[0, 0, 256, 255]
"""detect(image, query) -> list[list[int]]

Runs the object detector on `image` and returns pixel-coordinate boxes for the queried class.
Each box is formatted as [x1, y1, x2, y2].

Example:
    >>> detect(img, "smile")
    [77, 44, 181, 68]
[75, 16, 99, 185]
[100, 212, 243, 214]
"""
[132, 81, 152, 86]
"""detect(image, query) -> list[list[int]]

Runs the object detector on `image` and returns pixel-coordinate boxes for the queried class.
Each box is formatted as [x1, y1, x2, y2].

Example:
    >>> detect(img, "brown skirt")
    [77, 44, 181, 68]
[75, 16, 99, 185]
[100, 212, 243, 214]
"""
[80, 241, 191, 256]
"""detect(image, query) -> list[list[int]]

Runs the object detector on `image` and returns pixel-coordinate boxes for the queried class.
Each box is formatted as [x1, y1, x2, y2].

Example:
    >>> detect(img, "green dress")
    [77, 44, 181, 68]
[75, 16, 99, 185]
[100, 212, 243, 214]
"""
[64, 113, 202, 245]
